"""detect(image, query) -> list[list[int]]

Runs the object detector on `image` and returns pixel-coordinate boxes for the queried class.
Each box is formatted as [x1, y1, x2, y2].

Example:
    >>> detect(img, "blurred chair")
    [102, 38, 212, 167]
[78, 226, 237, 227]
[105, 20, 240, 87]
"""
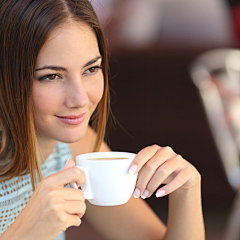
[190, 49, 240, 240]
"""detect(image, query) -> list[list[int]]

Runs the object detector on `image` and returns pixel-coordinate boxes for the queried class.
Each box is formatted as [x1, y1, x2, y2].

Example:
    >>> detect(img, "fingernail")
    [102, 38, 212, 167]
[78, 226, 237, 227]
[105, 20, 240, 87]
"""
[156, 190, 166, 198]
[64, 158, 71, 168]
[141, 190, 149, 199]
[133, 188, 141, 198]
[66, 158, 71, 164]
[129, 164, 138, 175]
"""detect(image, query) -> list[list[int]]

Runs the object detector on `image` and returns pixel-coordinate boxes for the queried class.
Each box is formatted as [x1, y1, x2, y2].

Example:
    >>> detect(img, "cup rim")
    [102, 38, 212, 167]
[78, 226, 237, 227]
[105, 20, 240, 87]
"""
[76, 151, 136, 162]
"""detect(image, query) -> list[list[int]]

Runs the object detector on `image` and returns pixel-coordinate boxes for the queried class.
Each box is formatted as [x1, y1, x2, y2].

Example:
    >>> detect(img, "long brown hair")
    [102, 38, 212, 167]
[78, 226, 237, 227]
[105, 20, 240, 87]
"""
[0, 0, 109, 189]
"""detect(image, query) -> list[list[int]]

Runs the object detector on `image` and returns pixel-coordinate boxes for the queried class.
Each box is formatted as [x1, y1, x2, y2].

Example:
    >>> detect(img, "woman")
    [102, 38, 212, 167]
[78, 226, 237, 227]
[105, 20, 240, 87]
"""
[0, 0, 205, 239]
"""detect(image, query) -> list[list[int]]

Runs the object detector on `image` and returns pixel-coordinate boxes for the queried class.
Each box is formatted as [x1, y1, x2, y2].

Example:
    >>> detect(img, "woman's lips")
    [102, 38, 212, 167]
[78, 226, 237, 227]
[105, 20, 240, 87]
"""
[56, 113, 86, 125]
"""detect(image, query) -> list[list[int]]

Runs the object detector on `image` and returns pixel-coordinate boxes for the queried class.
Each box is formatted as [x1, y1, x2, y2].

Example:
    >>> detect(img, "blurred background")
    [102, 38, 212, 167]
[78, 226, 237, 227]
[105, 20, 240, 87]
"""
[67, 0, 240, 239]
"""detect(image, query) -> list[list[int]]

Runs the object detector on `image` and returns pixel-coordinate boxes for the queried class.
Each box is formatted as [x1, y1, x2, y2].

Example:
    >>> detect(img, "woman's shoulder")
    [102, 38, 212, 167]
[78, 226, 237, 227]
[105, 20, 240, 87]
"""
[0, 174, 33, 234]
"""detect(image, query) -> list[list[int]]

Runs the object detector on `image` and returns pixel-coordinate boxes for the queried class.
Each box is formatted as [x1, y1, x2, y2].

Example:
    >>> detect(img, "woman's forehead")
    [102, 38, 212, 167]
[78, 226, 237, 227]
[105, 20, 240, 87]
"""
[36, 21, 100, 68]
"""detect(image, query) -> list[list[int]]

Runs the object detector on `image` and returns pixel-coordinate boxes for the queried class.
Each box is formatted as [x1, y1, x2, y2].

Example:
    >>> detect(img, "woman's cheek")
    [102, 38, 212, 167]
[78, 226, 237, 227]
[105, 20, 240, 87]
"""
[86, 78, 104, 106]
[32, 84, 62, 115]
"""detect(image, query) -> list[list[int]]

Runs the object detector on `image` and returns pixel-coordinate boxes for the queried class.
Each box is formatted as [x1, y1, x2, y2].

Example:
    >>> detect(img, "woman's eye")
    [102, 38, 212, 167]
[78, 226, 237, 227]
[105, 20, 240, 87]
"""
[37, 74, 61, 81]
[83, 66, 102, 76]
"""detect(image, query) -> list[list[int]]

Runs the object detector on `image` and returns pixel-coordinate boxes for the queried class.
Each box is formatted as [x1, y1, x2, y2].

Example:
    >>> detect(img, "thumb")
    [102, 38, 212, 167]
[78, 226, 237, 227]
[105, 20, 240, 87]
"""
[63, 158, 75, 170]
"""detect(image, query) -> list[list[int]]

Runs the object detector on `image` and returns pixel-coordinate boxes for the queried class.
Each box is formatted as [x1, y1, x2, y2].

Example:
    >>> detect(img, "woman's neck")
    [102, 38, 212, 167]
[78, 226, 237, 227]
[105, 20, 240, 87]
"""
[36, 137, 59, 163]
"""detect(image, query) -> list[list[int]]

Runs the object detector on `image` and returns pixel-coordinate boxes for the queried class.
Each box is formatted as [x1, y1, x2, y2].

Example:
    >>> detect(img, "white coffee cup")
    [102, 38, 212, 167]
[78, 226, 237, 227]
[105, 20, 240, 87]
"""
[69, 152, 137, 206]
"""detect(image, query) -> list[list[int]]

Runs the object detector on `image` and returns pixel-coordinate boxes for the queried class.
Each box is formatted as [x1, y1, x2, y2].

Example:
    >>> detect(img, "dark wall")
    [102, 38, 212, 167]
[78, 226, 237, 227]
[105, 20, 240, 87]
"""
[106, 49, 236, 223]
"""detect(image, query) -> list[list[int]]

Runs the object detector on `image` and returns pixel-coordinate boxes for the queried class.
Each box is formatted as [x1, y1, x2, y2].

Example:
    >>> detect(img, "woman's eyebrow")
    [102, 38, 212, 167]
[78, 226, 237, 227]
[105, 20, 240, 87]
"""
[35, 56, 102, 72]
[83, 56, 102, 67]
[35, 66, 67, 72]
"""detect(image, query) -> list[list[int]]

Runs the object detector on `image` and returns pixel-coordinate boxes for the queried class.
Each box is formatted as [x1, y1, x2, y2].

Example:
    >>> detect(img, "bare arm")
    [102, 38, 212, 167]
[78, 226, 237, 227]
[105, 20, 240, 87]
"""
[85, 172, 204, 240]
[164, 174, 205, 240]
[85, 196, 166, 240]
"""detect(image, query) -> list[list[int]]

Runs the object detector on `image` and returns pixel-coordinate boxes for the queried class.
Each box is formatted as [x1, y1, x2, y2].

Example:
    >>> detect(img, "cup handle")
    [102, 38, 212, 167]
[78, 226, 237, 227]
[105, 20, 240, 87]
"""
[69, 166, 94, 200]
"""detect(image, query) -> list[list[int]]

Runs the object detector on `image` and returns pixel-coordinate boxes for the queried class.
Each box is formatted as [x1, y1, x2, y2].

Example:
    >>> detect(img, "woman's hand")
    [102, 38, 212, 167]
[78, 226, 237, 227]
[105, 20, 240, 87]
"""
[4, 159, 86, 240]
[128, 145, 200, 199]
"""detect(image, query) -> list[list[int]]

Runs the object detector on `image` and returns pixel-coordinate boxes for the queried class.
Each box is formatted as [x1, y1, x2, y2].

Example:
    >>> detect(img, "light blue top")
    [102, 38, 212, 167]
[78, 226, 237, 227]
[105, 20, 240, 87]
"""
[0, 142, 72, 240]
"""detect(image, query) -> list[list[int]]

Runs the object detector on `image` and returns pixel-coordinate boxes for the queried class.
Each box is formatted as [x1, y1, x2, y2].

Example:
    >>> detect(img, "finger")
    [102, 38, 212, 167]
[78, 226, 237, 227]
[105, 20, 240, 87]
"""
[63, 200, 86, 218]
[155, 167, 192, 198]
[63, 159, 76, 187]
[140, 155, 182, 198]
[129, 145, 175, 175]
[68, 215, 82, 228]
[135, 148, 177, 197]
[63, 158, 75, 170]
[60, 188, 85, 201]
[129, 145, 160, 175]
[43, 167, 85, 188]
[61, 167, 85, 187]
[143, 155, 184, 198]
[140, 155, 183, 198]
[61, 213, 82, 230]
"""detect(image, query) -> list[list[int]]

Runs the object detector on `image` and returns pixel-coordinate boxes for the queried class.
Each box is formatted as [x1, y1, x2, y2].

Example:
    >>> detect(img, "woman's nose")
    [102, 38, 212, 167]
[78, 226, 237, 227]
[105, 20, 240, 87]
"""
[65, 79, 89, 109]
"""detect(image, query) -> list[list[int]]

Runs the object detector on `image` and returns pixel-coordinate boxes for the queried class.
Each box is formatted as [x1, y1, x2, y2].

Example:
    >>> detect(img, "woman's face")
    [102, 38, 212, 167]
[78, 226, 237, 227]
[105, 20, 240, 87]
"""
[32, 21, 104, 144]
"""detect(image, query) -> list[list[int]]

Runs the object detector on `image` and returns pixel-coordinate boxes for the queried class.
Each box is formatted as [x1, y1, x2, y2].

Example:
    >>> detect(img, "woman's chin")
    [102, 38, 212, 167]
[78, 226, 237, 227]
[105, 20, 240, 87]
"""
[58, 135, 84, 144]
[58, 130, 87, 143]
